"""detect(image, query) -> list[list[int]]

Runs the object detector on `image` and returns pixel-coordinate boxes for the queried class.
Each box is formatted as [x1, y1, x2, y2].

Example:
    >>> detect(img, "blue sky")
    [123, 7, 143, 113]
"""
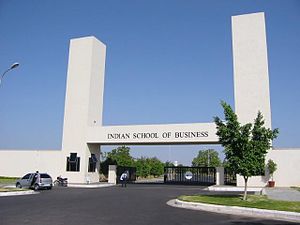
[0, 1, 299, 165]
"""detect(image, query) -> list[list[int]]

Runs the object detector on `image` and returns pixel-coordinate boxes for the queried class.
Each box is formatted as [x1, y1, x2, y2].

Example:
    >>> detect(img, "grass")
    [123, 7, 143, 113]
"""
[0, 176, 19, 184]
[178, 194, 300, 213]
[0, 176, 29, 192]
[0, 188, 28, 192]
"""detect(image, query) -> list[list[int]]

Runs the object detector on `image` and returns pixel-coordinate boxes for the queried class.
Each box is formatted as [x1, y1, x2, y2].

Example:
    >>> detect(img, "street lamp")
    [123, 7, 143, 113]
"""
[0, 62, 20, 86]
[207, 149, 210, 167]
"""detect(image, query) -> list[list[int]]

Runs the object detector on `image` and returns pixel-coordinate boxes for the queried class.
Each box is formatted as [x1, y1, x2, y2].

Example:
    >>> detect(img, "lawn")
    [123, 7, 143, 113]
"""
[0, 188, 28, 192]
[0, 177, 29, 192]
[178, 195, 300, 213]
[0, 176, 19, 184]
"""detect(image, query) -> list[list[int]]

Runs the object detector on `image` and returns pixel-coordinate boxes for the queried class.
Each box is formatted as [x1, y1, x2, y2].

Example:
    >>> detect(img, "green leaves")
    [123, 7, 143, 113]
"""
[214, 101, 279, 200]
[135, 157, 164, 178]
[266, 159, 277, 181]
[107, 146, 135, 167]
[100, 146, 165, 178]
[192, 149, 221, 167]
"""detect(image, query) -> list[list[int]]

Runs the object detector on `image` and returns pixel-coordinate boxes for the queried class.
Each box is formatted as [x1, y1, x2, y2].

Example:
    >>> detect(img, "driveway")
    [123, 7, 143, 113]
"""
[0, 184, 298, 225]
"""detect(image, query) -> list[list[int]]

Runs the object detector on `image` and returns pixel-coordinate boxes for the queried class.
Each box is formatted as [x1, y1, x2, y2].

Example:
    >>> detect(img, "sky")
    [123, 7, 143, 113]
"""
[0, 1, 299, 165]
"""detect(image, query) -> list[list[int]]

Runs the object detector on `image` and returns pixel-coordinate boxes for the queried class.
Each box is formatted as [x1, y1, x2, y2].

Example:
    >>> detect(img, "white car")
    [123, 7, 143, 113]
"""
[16, 173, 53, 190]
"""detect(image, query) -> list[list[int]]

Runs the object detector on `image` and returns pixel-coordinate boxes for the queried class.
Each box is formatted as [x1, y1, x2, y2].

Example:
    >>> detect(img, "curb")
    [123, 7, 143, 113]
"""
[167, 199, 300, 223]
[206, 186, 264, 194]
[67, 183, 115, 188]
[0, 190, 38, 197]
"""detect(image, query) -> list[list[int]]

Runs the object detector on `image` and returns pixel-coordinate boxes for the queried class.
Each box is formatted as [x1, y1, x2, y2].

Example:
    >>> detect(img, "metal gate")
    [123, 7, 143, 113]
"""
[164, 166, 216, 185]
[116, 166, 137, 184]
[224, 168, 236, 185]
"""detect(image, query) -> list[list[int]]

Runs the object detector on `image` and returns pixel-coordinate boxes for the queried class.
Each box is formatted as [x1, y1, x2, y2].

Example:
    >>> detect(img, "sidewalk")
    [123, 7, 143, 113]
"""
[265, 187, 300, 201]
[206, 185, 300, 201]
[207, 185, 263, 194]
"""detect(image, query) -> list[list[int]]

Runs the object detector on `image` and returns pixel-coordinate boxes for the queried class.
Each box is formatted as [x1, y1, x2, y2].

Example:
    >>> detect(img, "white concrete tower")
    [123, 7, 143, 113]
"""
[232, 12, 272, 129]
[61, 36, 106, 183]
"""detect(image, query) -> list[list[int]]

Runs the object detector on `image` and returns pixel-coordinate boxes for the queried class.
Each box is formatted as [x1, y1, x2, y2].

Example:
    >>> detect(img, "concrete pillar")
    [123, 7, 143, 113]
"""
[232, 12, 272, 129]
[108, 165, 117, 184]
[216, 167, 224, 186]
[61, 36, 106, 183]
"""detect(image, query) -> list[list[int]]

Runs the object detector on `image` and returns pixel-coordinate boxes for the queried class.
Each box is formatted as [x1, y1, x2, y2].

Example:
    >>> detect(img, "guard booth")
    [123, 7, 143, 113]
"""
[116, 166, 137, 184]
[164, 166, 216, 185]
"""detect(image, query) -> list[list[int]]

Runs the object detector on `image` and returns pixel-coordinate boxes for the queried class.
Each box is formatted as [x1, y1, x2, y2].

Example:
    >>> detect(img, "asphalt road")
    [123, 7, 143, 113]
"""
[0, 184, 299, 225]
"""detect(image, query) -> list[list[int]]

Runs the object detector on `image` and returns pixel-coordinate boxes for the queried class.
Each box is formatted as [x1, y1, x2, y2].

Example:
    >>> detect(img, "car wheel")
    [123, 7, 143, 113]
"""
[16, 183, 22, 188]
[34, 184, 39, 191]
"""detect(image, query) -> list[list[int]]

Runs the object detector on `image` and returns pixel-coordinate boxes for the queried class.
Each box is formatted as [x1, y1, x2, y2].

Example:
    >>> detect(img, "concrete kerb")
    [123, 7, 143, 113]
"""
[0, 190, 37, 197]
[67, 183, 115, 188]
[167, 199, 300, 223]
[206, 185, 265, 194]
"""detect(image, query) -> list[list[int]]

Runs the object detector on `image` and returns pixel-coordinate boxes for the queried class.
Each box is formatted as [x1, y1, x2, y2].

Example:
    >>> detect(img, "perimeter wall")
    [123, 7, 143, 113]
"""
[0, 150, 62, 179]
[237, 149, 300, 187]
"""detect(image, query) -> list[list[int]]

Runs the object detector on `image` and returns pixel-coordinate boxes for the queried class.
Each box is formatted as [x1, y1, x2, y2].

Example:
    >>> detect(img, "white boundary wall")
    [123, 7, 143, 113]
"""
[268, 149, 300, 187]
[237, 149, 300, 187]
[0, 150, 62, 179]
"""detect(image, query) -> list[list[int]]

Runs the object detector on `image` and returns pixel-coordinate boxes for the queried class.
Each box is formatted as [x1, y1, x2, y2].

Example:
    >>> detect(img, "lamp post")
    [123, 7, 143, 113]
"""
[0, 62, 20, 86]
[207, 149, 210, 167]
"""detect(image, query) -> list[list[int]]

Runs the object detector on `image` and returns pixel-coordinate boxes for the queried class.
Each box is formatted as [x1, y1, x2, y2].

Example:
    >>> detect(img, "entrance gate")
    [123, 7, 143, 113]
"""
[224, 168, 237, 186]
[164, 166, 216, 185]
[57, 13, 272, 183]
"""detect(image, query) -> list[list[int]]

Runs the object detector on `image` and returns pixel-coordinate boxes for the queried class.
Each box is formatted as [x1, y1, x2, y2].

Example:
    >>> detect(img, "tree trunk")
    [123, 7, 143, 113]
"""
[243, 177, 248, 201]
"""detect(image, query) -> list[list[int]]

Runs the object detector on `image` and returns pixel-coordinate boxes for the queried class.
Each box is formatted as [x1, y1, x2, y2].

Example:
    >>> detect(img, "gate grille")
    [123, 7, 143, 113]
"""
[224, 168, 236, 185]
[164, 166, 216, 185]
[117, 166, 136, 184]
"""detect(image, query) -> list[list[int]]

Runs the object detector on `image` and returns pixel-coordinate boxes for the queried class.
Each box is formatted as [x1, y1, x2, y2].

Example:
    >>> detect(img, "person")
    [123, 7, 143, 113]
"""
[120, 170, 129, 187]
[31, 171, 40, 189]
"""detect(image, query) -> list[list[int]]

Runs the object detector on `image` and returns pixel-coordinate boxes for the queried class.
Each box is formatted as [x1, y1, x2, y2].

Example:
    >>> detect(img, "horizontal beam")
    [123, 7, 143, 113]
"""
[86, 123, 219, 145]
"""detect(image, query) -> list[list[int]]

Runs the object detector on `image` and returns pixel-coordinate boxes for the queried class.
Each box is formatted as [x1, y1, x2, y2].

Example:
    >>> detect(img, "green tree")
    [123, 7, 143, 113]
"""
[148, 157, 164, 177]
[100, 146, 134, 176]
[107, 146, 134, 167]
[192, 149, 221, 167]
[135, 157, 151, 178]
[214, 101, 279, 200]
[135, 157, 164, 178]
[164, 161, 175, 167]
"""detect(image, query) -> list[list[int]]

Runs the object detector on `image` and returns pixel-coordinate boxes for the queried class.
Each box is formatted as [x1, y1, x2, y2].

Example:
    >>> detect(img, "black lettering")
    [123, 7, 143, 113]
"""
[107, 133, 130, 139]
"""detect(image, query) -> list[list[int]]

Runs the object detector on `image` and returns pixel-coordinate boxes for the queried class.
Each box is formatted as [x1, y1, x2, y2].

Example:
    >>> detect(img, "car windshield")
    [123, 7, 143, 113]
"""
[22, 174, 31, 179]
[41, 174, 51, 178]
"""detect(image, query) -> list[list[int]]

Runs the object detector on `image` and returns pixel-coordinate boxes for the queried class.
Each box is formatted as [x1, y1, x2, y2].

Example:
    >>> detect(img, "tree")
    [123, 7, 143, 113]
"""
[192, 149, 221, 167]
[164, 161, 175, 167]
[100, 146, 134, 177]
[135, 157, 151, 178]
[107, 146, 134, 167]
[214, 101, 279, 200]
[148, 157, 164, 177]
[135, 157, 164, 178]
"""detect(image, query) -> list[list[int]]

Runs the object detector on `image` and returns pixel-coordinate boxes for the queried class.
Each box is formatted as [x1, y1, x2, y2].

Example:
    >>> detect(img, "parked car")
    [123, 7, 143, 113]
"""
[16, 173, 53, 190]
